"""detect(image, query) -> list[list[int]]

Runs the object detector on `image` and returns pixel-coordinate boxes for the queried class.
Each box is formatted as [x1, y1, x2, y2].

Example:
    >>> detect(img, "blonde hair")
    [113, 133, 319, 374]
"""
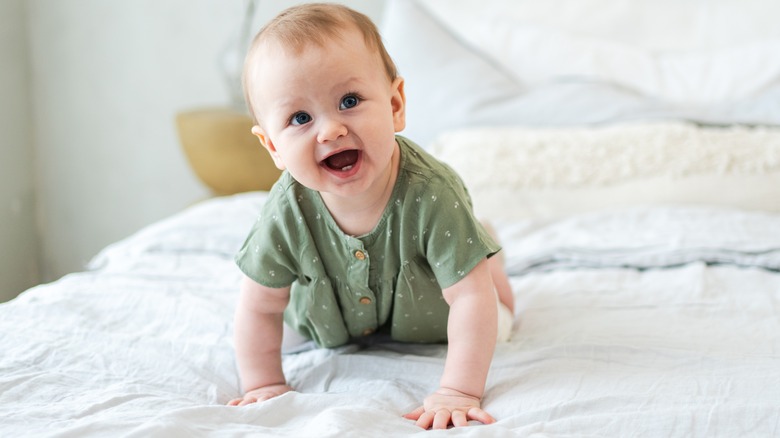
[242, 3, 399, 124]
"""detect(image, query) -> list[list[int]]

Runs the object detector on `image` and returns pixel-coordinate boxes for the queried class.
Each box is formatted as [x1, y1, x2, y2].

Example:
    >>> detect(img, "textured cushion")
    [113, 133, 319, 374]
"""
[430, 122, 780, 220]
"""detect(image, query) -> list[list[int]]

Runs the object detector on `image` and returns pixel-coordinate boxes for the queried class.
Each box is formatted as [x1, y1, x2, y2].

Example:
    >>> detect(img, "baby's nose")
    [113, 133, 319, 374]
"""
[316, 117, 348, 143]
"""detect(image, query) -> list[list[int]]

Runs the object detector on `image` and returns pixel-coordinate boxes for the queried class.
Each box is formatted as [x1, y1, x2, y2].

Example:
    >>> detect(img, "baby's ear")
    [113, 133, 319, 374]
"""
[391, 77, 406, 132]
[251, 125, 286, 170]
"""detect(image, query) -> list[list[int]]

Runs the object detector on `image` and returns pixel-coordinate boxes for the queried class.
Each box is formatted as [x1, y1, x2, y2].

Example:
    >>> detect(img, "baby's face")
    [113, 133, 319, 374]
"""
[246, 28, 405, 200]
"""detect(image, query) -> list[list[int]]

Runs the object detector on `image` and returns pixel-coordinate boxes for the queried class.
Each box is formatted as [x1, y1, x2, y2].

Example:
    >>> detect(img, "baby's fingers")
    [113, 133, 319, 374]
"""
[402, 406, 425, 421]
[227, 394, 263, 406]
[227, 398, 241, 406]
[238, 396, 259, 406]
[467, 407, 496, 425]
[227, 397, 252, 406]
[415, 410, 436, 429]
[235, 396, 258, 406]
[451, 410, 469, 427]
[432, 410, 452, 430]
[403, 406, 437, 429]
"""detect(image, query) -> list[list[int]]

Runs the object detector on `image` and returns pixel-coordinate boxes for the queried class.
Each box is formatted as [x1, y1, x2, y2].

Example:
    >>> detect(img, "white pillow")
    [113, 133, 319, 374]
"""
[419, 0, 780, 52]
[420, 0, 780, 104]
[381, 0, 780, 148]
[429, 122, 780, 220]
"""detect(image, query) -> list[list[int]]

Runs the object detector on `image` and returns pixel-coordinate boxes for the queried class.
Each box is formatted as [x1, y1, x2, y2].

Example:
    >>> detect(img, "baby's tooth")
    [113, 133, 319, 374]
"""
[341, 165, 353, 171]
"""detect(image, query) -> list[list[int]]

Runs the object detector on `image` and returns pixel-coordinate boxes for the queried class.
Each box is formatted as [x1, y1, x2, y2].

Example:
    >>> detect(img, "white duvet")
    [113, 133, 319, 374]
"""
[2, 193, 779, 437]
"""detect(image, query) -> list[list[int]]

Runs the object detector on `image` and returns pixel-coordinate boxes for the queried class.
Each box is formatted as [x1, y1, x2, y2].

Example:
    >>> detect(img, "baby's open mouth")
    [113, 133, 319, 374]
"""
[323, 150, 359, 172]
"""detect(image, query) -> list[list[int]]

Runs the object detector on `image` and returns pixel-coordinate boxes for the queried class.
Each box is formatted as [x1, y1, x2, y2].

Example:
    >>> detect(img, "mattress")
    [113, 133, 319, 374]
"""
[2, 193, 779, 436]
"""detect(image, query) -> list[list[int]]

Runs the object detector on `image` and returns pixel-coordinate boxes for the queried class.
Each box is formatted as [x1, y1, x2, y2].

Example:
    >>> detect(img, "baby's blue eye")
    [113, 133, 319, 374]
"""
[291, 112, 312, 126]
[340, 94, 360, 110]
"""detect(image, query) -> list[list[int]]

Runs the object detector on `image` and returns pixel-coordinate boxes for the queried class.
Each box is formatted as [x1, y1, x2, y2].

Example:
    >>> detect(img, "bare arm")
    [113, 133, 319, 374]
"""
[404, 259, 498, 428]
[227, 275, 292, 406]
[440, 258, 497, 398]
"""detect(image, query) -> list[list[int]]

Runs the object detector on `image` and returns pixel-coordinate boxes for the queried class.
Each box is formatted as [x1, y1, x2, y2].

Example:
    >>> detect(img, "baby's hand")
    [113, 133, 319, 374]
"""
[403, 387, 496, 429]
[226, 383, 294, 406]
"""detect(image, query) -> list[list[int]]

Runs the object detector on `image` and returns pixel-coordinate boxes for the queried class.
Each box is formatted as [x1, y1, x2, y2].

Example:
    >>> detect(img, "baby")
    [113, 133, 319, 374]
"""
[227, 3, 514, 430]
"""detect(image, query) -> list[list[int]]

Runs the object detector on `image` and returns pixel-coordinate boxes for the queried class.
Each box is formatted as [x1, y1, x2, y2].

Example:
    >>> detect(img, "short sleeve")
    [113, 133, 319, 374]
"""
[417, 176, 500, 289]
[235, 190, 299, 288]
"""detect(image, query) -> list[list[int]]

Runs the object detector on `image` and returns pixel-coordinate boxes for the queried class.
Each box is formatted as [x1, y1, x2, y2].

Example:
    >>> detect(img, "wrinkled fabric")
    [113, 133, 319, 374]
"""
[1, 194, 779, 437]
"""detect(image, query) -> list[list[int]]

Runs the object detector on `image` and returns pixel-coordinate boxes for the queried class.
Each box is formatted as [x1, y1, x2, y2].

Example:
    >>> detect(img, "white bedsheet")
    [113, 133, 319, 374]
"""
[2, 193, 779, 437]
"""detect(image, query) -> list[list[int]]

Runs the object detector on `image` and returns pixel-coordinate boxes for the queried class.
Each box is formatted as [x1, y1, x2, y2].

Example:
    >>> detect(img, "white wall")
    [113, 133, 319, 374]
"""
[25, 1, 385, 283]
[0, 0, 39, 302]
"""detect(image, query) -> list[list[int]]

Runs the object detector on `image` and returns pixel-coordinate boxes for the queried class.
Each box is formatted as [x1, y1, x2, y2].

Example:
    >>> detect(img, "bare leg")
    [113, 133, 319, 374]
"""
[483, 221, 515, 313]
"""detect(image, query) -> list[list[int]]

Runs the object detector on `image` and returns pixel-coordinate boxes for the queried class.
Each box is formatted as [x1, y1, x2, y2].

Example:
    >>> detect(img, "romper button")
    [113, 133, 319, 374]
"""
[354, 250, 366, 260]
[362, 328, 375, 336]
[359, 297, 372, 305]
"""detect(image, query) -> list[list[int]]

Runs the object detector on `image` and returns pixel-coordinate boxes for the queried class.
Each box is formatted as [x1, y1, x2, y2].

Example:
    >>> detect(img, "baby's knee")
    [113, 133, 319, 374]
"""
[496, 301, 514, 342]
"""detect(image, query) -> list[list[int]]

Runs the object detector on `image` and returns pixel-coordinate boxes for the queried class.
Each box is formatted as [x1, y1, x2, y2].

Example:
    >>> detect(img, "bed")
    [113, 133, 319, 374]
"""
[3, 0, 780, 436]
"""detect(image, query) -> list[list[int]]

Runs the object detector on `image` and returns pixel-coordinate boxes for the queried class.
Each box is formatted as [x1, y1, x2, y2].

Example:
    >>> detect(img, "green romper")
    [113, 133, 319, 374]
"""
[235, 136, 499, 348]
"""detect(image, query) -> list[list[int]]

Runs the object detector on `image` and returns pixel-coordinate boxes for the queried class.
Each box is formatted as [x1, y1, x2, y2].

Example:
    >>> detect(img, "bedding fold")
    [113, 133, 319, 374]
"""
[507, 247, 780, 274]
[500, 205, 780, 274]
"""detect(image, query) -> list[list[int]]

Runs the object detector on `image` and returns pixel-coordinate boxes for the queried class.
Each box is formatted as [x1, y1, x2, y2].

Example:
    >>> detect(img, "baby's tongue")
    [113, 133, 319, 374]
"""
[325, 150, 358, 170]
